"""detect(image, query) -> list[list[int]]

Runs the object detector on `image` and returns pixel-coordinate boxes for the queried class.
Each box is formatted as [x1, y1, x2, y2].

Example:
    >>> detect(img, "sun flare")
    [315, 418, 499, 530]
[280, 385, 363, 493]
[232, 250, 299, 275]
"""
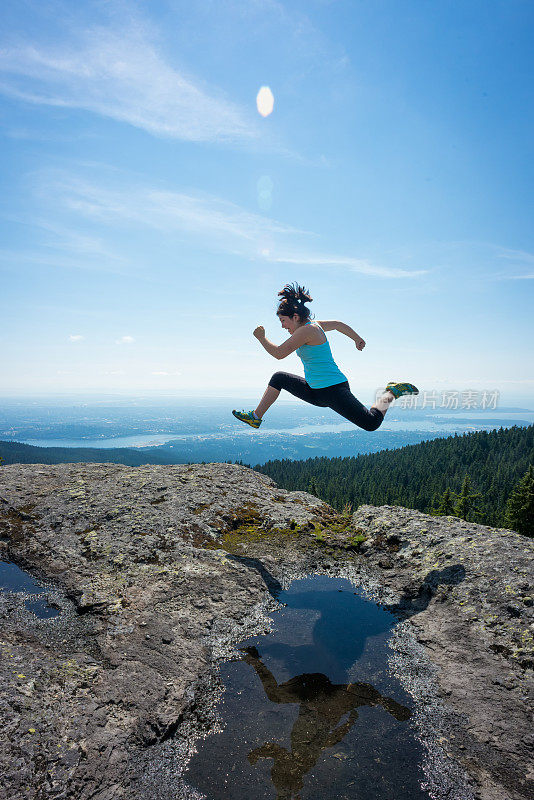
[256, 86, 274, 117]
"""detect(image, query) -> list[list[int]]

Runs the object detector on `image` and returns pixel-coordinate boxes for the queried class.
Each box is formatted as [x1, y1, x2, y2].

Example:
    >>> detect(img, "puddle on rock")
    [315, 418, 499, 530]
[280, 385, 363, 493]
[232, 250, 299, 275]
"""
[0, 560, 60, 618]
[185, 574, 430, 800]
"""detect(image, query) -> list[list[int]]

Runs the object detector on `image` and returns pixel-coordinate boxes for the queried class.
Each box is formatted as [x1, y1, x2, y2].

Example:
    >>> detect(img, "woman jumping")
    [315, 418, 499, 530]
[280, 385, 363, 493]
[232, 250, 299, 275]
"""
[232, 282, 418, 431]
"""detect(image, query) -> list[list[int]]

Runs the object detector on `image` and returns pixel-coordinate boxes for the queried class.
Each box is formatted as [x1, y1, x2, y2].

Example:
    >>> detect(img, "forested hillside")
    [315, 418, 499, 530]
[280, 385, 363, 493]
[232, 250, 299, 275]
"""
[253, 425, 534, 529]
[0, 440, 173, 466]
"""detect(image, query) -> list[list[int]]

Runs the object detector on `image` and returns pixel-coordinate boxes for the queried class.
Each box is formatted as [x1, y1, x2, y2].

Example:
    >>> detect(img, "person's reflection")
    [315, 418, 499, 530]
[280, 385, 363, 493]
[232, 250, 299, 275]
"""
[241, 646, 411, 800]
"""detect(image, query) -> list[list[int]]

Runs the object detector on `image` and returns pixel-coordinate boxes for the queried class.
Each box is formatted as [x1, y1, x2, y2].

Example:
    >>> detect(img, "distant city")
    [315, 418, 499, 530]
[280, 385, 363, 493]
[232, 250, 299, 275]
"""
[1, 396, 533, 466]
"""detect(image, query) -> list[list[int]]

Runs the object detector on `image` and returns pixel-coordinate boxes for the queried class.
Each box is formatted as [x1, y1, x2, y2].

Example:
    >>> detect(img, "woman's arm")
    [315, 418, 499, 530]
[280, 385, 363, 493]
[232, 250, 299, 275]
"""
[319, 320, 366, 350]
[253, 325, 310, 359]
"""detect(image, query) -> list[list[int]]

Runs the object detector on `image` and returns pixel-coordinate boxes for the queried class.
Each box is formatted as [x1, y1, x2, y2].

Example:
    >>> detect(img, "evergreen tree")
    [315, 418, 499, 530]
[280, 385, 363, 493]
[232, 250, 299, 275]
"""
[505, 465, 534, 537]
[452, 475, 482, 521]
[434, 487, 455, 516]
[307, 476, 319, 496]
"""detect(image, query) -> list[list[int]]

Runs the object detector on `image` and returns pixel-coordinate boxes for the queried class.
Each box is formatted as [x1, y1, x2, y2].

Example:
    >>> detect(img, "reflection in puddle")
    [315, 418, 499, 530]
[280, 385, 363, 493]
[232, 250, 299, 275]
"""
[0, 560, 60, 618]
[243, 647, 412, 799]
[185, 575, 430, 800]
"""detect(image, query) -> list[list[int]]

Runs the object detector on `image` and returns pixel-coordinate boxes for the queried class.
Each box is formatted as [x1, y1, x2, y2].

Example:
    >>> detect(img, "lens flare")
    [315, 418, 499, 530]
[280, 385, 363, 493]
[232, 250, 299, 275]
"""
[256, 86, 274, 117]
[257, 175, 274, 193]
[257, 175, 274, 210]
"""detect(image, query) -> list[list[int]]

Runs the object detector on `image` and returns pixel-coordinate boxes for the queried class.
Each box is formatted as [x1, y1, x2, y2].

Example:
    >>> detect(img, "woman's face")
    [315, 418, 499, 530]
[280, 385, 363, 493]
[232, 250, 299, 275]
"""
[278, 313, 304, 335]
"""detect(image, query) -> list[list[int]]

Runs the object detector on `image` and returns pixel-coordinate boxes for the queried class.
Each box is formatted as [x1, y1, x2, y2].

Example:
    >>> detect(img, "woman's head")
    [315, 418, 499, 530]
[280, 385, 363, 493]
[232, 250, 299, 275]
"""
[276, 283, 313, 330]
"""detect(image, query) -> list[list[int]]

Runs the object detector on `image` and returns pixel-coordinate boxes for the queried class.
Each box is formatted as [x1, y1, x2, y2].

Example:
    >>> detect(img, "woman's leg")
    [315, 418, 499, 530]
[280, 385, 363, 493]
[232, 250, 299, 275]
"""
[371, 390, 395, 415]
[322, 382, 385, 432]
[255, 371, 326, 418]
[371, 382, 419, 414]
[255, 384, 280, 418]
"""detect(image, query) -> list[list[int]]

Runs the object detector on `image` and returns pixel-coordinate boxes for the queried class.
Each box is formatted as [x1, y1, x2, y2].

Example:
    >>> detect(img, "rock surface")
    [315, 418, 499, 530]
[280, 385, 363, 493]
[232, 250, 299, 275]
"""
[0, 462, 532, 800]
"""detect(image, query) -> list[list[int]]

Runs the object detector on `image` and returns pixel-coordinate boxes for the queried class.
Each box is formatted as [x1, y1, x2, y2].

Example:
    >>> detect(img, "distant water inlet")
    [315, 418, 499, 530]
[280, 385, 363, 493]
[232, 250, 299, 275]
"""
[185, 575, 430, 800]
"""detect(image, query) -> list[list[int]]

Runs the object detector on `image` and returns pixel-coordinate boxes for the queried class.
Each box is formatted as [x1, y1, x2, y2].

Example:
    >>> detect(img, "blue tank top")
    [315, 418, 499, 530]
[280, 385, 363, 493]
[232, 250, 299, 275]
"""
[296, 322, 348, 389]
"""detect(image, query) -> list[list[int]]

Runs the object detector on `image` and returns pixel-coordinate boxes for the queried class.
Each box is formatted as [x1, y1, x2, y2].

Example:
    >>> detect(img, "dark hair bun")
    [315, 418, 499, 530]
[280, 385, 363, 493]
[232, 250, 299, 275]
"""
[277, 282, 313, 305]
[276, 282, 314, 322]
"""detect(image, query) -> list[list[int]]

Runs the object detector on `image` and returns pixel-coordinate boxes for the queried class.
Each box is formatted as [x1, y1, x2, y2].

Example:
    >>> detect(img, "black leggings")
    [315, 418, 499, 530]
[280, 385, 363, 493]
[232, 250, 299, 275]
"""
[268, 371, 384, 432]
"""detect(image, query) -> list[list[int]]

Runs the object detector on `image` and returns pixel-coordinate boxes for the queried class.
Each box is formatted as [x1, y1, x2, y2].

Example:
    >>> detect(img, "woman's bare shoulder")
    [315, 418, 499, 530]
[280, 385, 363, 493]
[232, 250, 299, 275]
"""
[306, 321, 327, 344]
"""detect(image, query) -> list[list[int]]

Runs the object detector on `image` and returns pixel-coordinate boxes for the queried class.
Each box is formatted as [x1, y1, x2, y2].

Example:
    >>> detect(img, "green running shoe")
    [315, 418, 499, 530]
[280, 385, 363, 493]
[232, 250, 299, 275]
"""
[386, 382, 419, 399]
[232, 409, 262, 428]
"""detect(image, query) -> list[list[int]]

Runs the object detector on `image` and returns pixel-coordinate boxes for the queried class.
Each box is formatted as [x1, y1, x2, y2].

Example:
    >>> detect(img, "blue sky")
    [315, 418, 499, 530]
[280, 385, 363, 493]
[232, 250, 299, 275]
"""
[1, 0, 533, 403]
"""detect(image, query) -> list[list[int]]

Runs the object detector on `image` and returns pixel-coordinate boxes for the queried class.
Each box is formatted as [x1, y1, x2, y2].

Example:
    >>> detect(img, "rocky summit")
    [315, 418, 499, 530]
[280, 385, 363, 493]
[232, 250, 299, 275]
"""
[0, 462, 532, 800]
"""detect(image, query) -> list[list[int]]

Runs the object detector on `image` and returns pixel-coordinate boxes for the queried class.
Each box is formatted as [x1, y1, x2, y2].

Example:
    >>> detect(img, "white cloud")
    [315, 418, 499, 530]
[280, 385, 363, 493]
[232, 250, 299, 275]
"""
[265, 251, 426, 279]
[68, 334, 84, 341]
[492, 246, 534, 279]
[0, 25, 257, 143]
[37, 220, 125, 261]
[54, 175, 305, 241]
[0, 247, 129, 276]
[495, 246, 534, 265]
[0, 212, 130, 276]
[115, 335, 134, 344]
[49, 173, 426, 279]
[152, 370, 181, 376]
